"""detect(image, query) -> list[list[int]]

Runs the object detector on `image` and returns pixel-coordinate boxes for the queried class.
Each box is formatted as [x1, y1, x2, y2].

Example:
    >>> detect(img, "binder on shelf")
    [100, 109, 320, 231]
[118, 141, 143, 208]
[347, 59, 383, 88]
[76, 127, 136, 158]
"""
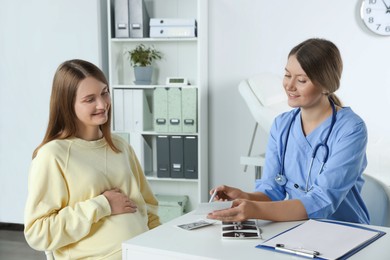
[129, 0, 150, 38]
[170, 136, 184, 178]
[156, 136, 170, 178]
[123, 89, 133, 132]
[150, 18, 197, 27]
[150, 27, 196, 38]
[184, 136, 198, 179]
[123, 89, 152, 132]
[114, 0, 129, 38]
[181, 88, 197, 133]
[150, 18, 197, 38]
[133, 89, 153, 131]
[168, 88, 182, 132]
[153, 88, 168, 132]
[113, 88, 124, 131]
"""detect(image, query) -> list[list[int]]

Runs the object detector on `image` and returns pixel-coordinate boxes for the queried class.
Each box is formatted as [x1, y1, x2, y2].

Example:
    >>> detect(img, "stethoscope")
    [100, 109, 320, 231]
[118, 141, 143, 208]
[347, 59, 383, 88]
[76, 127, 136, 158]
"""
[274, 98, 337, 193]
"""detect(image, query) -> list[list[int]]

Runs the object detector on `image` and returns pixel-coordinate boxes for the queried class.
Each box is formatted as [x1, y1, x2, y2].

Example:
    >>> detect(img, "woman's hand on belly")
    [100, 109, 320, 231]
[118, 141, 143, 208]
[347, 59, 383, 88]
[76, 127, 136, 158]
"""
[103, 188, 137, 215]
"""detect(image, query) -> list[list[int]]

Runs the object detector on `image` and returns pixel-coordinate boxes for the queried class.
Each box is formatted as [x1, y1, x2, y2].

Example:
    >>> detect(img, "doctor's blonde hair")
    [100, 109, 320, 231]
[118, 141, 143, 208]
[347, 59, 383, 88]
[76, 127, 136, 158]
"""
[288, 38, 343, 107]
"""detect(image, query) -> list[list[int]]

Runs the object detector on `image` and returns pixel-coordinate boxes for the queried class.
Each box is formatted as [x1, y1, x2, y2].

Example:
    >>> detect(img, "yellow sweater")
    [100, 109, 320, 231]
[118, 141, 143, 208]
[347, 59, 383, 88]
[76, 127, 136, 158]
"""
[24, 135, 160, 259]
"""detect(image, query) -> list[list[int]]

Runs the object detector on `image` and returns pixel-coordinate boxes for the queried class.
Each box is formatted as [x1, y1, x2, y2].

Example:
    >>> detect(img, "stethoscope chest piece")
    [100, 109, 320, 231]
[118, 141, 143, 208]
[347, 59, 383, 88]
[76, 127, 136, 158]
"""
[275, 174, 287, 186]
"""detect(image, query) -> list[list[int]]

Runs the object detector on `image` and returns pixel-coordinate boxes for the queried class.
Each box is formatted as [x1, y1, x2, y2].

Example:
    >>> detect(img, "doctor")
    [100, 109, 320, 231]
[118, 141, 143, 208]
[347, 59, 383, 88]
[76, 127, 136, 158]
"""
[208, 38, 369, 224]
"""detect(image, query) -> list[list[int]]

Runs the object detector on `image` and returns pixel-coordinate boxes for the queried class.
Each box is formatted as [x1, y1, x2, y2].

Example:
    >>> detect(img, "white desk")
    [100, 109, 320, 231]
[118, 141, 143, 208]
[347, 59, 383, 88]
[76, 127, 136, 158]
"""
[122, 212, 390, 259]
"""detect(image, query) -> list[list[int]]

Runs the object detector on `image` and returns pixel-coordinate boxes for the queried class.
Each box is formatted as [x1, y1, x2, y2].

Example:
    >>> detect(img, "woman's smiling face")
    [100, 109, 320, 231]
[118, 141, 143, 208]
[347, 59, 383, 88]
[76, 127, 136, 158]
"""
[74, 76, 111, 135]
[283, 54, 324, 109]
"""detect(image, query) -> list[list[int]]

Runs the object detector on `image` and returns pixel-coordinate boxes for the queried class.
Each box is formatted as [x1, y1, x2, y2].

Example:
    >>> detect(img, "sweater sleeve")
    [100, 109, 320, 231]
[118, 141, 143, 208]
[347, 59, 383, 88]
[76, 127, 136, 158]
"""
[24, 147, 111, 251]
[128, 146, 161, 229]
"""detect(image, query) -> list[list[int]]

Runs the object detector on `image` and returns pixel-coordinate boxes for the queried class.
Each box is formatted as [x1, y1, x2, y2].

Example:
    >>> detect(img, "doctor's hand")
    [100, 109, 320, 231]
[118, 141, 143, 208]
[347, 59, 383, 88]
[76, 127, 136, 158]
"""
[103, 188, 137, 215]
[209, 185, 246, 202]
[207, 199, 254, 222]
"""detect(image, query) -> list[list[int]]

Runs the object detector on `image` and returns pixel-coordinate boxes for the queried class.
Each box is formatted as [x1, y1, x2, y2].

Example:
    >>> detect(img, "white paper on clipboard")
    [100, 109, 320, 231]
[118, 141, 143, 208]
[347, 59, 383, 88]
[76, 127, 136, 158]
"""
[258, 219, 384, 259]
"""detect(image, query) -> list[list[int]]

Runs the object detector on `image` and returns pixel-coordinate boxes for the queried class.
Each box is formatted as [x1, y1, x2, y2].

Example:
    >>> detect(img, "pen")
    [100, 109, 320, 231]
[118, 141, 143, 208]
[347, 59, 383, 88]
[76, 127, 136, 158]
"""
[209, 189, 217, 203]
[275, 244, 320, 258]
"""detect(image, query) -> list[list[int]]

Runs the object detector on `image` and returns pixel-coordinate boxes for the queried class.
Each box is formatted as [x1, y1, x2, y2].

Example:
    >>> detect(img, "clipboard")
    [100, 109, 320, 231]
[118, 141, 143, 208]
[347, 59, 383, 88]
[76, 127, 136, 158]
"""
[256, 219, 386, 259]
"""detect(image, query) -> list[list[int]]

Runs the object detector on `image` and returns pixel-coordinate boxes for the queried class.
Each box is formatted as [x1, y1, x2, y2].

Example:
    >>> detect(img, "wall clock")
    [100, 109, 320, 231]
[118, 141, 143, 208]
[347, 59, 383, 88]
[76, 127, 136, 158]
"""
[360, 0, 390, 36]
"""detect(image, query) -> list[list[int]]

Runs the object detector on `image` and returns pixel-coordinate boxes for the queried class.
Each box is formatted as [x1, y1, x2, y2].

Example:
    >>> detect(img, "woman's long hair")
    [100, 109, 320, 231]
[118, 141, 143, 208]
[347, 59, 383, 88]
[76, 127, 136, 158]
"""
[32, 59, 119, 158]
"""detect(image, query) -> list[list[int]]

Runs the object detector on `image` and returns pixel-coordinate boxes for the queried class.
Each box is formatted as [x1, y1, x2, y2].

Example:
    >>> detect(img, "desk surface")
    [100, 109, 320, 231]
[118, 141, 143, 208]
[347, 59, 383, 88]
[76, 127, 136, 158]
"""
[122, 212, 390, 260]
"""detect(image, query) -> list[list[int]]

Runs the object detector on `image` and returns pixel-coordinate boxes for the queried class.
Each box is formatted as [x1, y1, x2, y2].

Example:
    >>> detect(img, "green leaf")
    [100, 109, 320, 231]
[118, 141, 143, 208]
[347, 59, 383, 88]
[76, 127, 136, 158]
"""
[124, 44, 163, 67]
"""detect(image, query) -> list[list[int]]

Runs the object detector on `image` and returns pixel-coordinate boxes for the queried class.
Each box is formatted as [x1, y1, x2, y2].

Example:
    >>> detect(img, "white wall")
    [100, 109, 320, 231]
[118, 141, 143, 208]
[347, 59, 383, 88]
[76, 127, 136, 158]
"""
[0, 0, 107, 223]
[208, 0, 390, 192]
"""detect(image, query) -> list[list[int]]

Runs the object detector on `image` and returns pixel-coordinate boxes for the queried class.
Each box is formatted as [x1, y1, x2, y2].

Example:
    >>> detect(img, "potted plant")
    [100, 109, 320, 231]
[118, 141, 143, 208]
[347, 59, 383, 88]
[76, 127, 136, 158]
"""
[125, 44, 162, 85]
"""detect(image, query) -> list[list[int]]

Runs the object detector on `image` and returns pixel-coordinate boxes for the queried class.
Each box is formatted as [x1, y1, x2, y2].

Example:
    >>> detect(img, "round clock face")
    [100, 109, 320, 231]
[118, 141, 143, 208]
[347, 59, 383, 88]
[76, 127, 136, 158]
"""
[360, 0, 390, 36]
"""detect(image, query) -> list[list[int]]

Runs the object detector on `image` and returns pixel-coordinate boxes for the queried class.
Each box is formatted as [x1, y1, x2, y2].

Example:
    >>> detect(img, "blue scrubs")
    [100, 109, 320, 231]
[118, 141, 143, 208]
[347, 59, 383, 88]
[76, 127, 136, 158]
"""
[255, 107, 370, 224]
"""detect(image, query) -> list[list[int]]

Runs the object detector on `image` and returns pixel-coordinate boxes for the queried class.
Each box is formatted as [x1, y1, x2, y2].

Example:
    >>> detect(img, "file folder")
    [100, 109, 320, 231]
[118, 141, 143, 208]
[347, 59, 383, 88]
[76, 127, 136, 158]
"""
[153, 88, 168, 132]
[123, 89, 133, 132]
[181, 88, 197, 133]
[156, 136, 170, 178]
[113, 88, 124, 131]
[150, 18, 197, 27]
[129, 0, 150, 38]
[132, 89, 152, 131]
[114, 0, 129, 38]
[184, 136, 198, 179]
[167, 88, 182, 133]
[123, 89, 152, 132]
[149, 18, 197, 38]
[150, 26, 196, 38]
[170, 136, 184, 178]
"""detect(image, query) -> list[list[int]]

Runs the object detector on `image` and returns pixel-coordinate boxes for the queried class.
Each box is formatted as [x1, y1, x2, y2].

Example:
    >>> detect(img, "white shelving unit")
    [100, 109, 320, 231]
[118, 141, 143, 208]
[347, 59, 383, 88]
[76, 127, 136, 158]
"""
[107, 0, 208, 212]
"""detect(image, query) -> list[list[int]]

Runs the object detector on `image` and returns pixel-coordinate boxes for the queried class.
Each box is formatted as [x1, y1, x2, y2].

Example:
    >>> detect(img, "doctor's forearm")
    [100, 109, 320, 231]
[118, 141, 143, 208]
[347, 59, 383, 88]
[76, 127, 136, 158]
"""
[252, 199, 308, 221]
[246, 191, 271, 201]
